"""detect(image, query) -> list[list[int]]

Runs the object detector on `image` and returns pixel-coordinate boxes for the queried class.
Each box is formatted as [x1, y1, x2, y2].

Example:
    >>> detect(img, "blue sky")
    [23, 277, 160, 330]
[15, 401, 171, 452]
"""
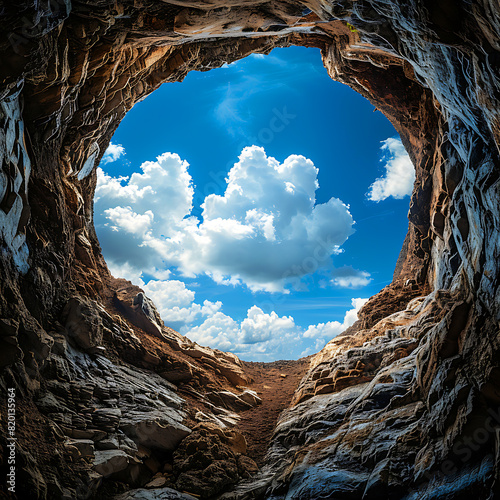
[94, 46, 414, 361]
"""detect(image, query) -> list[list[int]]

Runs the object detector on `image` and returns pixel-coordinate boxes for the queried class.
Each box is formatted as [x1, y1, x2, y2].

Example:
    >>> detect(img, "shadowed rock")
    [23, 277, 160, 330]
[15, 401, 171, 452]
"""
[1, 0, 500, 498]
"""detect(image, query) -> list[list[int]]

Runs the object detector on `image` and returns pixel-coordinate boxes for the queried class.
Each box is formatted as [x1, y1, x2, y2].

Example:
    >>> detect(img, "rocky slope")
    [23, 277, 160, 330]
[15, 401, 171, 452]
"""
[0, 0, 499, 499]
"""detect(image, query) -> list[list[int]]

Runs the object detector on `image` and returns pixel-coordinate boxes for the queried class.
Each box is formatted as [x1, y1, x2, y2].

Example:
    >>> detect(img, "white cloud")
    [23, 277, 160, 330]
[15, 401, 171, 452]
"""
[344, 297, 369, 325]
[367, 138, 415, 201]
[107, 261, 146, 286]
[240, 306, 296, 344]
[95, 146, 372, 360]
[187, 312, 241, 352]
[139, 278, 299, 355]
[303, 297, 368, 339]
[94, 152, 195, 282]
[95, 146, 355, 292]
[103, 272, 367, 360]
[102, 142, 125, 164]
[185, 296, 368, 360]
[142, 279, 222, 331]
[330, 266, 372, 288]
[104, 206, 154, 236]
[186, 305, 300, 358]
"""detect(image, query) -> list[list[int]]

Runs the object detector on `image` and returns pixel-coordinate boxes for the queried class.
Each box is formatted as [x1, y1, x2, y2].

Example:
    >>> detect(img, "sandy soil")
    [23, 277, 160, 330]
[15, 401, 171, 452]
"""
[237, 358, 311, 466]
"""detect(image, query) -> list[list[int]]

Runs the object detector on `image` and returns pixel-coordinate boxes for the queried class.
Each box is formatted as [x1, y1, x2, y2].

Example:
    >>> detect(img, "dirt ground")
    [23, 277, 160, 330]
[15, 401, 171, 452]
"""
[237, 358, 311, 466]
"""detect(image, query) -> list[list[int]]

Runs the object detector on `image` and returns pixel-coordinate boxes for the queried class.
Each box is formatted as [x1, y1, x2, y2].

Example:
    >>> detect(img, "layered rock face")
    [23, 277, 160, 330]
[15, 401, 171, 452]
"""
[0, 1, 499, 499]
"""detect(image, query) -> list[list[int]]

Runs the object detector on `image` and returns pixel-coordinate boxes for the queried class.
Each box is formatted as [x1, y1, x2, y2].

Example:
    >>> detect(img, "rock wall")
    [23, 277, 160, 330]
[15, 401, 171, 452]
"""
[0, 0, 499, 499]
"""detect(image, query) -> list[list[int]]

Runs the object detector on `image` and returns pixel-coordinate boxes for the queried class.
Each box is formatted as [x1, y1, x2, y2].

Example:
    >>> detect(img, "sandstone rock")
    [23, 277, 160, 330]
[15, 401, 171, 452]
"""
[0, 317, 18, 337]
[218, 363, 252, 387]
[94, 449, 130, 477]
[65, 438, 95, 458]
[142, 351, 161, 366]
[216, 351, 242, 367]
[180, 345, 208, 359]
[206, 390, 253, 411]
[65, 428, 107, 441]
[114, 288, 164, 338]
[173, 426, 247, 498]
[96, 432, 138, 455]
[28, 339, 193, 494]
[144, 456, 161, 474]
[237, 455, 259, 478]
[114, 487, 199, 499]
[159, 361, 194, 384]
[195, 422, 248, 455]
[0, 334, 23, 369]
[225, 432, 247, 455]
[238, 390, 262, 407]
[113, 462, 155, 489]
[194, 410, 239, 430]
[120, 411, 191, 451]
[2, 1, 500, 499]
[145, 475, 168, 488]
[64, 443, 81, 459]
[62, 297, 103, 351]
[93, 408, 122, 433]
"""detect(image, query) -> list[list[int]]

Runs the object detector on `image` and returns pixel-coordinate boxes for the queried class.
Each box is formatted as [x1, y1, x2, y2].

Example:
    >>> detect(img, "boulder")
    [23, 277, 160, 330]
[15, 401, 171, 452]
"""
[114, 487, 199, 499]
[145, 475, 168, 488]
[0, 333, 23, 369]
[218, 362, 252, 387]
[94, 449, 130, 477]
[237, 454, 259, 478]
[206, 390, 253, 411]
[113, 289, 164, 338]
[238, 389, 262, 406]
[65, 438, 95, 458]
[62, 297, 103, 351]
[172, 423, 254, 498]
[120, 411, 191, 451]
[96, 432, 138, 454]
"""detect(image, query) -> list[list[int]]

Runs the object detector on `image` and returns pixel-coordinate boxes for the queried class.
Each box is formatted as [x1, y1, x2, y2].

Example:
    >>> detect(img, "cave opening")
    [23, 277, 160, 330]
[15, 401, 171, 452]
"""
[94, 45, 413, 362]
[2, 2, 500, 498]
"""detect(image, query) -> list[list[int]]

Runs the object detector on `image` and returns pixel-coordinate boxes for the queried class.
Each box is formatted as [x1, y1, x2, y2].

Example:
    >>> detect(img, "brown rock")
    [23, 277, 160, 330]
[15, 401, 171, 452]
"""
[1, 1, 500, 499]
[62, 297, 103, 351]
[113, 287, 164, 338]
[237, 455, 259, 478]
[145, 474, 167, 488]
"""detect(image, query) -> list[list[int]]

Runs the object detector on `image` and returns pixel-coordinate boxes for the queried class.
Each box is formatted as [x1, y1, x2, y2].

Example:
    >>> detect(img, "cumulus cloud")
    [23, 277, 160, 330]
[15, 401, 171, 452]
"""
[95, 146, 372, 359]
[367, 138, 415, 201]
[107, 261, 148, 287]
[142, 279, 222, 331]
[187, 306, 298, 357]
[95, 146, 355, 292]
[303, 297, 368, 339]
[186, 295, 368, 359]
[330, 266, 372, 288]
[102, 142, 125, 164]
[187, 312, 241, 352]
[95, 152, 195, 281]
[134, 277, 368, 360]
[240, 306, 296, 344]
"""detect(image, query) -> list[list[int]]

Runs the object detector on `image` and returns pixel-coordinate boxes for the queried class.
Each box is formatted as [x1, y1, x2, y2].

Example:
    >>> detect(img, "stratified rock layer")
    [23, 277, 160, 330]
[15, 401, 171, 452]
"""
[0, 1, 499, 499]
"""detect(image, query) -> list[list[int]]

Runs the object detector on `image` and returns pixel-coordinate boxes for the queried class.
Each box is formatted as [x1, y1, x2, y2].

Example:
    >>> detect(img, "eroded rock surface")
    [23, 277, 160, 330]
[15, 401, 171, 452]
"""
[0, 289, 265, 498]
[1, 0, 500, 499]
